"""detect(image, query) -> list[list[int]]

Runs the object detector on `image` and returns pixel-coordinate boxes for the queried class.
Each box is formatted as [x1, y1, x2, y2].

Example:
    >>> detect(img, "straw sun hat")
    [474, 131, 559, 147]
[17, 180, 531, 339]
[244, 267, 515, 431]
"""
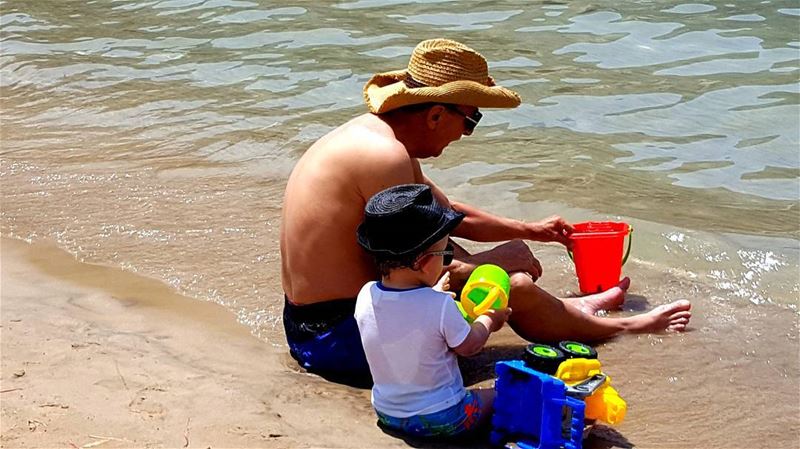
[363, 38, 522, 114]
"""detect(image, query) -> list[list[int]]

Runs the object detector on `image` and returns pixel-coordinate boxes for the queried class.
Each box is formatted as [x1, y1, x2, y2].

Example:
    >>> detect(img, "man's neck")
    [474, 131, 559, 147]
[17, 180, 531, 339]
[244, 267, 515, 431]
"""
[376, 112, 428, 158]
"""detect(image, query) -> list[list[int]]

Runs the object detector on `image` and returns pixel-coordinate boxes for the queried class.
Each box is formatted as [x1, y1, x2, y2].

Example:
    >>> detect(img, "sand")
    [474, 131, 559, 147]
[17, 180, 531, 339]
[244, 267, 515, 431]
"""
[7, 235, 779, 449]
[1, 237, 408, 448]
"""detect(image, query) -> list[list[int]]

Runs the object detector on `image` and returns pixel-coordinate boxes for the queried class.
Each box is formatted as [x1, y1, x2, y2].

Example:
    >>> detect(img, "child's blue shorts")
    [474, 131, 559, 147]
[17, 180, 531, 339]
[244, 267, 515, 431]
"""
[376, 390, 485, 439]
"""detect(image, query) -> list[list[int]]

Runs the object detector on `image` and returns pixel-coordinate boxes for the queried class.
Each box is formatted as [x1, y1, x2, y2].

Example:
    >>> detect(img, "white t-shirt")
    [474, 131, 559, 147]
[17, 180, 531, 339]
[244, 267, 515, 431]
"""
[355, 281, 472, 418]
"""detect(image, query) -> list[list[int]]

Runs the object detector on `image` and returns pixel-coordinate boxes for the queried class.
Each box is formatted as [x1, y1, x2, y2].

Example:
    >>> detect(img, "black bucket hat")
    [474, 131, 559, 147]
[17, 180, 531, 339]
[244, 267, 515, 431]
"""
[357, 184, 465, 257]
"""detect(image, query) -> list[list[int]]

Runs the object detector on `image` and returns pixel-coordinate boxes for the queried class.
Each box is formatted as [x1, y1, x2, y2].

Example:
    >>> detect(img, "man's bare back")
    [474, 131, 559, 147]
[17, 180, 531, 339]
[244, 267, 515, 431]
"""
[281, 113, 424, 304]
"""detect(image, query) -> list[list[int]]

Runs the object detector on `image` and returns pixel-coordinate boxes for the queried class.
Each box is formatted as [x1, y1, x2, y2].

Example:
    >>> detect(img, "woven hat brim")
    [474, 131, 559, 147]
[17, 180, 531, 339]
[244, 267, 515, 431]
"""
[364, 70, 521, 114]
[356, 208, 465, 257]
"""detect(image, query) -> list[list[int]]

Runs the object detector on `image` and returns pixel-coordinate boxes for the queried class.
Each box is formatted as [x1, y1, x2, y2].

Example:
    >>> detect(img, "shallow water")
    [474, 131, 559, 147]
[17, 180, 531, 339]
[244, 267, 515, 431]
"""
[1, 0, 798, 447]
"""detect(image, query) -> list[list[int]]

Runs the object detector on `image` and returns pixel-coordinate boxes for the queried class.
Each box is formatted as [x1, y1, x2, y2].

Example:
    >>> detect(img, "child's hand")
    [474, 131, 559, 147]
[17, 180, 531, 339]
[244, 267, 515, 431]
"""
[482, 307, 512, 333]
[433, 271, 456, 298]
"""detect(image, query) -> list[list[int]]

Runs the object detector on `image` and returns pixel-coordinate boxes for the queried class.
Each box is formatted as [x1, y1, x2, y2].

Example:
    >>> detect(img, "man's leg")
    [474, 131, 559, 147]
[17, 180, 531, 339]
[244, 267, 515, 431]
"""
[504, 273, 691, 342]
[447, 241, 691, 342]
[560, 276, 629, 314]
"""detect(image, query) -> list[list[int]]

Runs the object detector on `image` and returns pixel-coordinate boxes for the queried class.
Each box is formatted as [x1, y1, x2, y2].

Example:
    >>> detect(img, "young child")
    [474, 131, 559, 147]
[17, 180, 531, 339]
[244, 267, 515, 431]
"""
[355, 183, 511, 440]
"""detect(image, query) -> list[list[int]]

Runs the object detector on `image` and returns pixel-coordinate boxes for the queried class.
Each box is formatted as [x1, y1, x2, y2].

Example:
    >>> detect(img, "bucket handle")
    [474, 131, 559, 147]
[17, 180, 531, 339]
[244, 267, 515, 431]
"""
[464, 281, 509, 316]
[472, 287, 501, 316]
[567, 225, 634, 266]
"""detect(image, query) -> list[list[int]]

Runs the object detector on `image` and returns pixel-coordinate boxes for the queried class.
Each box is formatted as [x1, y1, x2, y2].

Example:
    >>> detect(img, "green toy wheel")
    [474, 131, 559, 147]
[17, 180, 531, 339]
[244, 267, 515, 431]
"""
[523, 343, 566, 375]
[558, 340, 598, 360]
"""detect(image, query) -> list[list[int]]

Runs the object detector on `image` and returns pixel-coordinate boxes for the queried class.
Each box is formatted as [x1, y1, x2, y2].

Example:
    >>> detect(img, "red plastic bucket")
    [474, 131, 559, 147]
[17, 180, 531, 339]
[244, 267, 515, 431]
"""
[568, 221, 633, 294]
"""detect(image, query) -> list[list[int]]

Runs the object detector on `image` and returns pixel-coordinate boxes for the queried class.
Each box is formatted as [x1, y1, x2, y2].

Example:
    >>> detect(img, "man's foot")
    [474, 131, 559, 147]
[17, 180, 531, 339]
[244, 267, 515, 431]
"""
[573, 277, 631, 315]
[624, 300, 692, 333]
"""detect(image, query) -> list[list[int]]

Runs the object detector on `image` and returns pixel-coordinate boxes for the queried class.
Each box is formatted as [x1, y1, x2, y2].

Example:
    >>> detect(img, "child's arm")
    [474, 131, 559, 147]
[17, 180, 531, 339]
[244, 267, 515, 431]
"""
[453, 308, 511, 357]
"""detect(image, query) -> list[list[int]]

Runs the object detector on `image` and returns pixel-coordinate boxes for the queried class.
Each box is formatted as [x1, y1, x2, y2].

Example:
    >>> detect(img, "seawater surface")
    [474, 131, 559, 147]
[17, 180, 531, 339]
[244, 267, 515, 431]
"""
[1, 1, 798, 447]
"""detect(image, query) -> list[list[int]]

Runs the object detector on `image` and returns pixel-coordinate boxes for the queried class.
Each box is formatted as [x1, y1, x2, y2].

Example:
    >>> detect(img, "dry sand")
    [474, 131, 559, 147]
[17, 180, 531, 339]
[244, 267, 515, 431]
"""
[0, 238, 408, 448]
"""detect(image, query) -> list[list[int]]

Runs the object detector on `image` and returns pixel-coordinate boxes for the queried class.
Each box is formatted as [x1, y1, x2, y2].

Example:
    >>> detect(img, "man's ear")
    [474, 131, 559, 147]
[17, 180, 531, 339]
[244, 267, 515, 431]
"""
[426, 104, 446, 130]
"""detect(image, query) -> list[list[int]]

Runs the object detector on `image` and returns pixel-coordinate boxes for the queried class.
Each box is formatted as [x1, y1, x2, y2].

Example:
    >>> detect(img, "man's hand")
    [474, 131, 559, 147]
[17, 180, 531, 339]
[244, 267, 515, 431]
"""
[532, 215, 574, 249]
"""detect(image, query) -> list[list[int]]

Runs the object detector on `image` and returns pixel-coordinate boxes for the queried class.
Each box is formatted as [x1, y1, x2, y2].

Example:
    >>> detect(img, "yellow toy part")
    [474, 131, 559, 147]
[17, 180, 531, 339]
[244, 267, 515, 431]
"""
[460, 264, 510, 319]
[460, 281, 509, 318]
[555, 357, 602, 382]
[554, 358, 627, 425]
[455, 301, 474, 323]
[585, 383, 626, 425]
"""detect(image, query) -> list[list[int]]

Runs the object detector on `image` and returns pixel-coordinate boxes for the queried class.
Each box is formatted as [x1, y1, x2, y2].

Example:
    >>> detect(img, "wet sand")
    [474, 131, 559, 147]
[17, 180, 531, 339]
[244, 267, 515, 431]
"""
[2, 236, 798, 449]
[0, 239, 642, 449]
[0, 237, 395, 448]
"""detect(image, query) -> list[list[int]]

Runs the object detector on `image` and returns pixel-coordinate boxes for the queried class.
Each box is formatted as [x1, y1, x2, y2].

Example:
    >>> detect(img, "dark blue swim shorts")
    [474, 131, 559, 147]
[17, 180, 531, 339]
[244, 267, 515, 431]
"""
[282, 295, 372, 387]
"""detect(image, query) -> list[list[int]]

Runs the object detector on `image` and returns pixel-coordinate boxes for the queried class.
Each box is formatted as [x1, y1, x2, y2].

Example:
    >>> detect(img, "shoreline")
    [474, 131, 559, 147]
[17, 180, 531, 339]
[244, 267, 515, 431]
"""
[0, 237, 401, 448]
[3, 236, 798, 448]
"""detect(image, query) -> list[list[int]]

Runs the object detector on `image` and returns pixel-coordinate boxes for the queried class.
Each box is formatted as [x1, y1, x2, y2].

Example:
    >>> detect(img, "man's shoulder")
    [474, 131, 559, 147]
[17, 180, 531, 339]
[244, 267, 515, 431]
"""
[338, 114, 406, 153]
[317, 116, 414, 171]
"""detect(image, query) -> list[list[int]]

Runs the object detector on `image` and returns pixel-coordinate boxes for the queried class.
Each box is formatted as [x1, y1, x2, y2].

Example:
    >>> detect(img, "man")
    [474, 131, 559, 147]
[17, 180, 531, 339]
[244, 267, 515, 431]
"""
[280, 38, 691, 385]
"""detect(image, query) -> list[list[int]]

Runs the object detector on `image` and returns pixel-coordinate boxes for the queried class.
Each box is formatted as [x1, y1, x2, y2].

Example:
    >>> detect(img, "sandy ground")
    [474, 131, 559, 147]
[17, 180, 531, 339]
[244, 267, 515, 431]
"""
[0, 237, 413, 449]
[0, 237, 661, 449]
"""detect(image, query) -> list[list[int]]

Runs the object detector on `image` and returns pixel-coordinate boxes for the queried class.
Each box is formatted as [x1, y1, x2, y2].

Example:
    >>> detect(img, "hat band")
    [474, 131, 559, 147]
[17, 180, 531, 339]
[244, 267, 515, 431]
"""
[403, 74, 427, 89]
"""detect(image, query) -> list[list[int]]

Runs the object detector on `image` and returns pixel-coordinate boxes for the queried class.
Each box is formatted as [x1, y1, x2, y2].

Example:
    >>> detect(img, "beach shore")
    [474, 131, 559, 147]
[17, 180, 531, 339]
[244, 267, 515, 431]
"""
[3, 235, 797, 449]
[0, 237, 404, 448]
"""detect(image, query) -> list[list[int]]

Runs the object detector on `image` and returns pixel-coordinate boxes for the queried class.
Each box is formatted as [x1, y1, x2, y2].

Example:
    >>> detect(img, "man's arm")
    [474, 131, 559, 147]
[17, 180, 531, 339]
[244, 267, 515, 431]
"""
[423, 176, 573, 246]
[452, 202, 573, 246]
[424, 175, 572, 282]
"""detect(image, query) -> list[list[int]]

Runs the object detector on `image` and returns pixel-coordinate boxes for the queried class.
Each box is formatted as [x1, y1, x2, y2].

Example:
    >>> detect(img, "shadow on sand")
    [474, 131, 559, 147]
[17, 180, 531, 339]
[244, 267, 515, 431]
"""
[584, 424, 635, 449]
[459, 343, 529, 386]
[377, 421, 634, 449]
[377, 421, 493, 449]
[617, 293, 651, 312]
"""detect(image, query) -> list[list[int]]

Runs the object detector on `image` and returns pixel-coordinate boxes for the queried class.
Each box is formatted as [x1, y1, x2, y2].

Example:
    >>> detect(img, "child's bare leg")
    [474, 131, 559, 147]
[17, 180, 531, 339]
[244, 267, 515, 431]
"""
[470, 387, 496, 429]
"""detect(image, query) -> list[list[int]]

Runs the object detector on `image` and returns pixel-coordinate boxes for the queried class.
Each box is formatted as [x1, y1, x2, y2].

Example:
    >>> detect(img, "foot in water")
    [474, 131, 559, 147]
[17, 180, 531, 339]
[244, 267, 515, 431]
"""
[574, 277, 631, 315]
[625, 300, 692, 333]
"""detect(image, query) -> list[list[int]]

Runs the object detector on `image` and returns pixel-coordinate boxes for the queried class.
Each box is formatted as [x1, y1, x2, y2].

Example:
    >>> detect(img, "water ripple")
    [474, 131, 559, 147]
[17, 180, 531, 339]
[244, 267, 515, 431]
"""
[555, 12, 765, 69]
[211, 28, 402, 50]
[208, 7, 307, 24]
[396, 10, 524, 31]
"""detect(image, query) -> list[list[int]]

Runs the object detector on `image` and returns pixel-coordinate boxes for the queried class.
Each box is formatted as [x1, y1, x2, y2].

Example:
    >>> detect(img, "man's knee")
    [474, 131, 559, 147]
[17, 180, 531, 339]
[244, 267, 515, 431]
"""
[509, 272, 535, 294]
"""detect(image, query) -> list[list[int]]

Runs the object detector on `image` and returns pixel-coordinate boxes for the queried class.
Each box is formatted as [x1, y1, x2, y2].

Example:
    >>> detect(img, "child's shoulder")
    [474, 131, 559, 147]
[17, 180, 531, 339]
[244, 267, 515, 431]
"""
[410, 286, 453, 303]
[357, 280, 379, 294]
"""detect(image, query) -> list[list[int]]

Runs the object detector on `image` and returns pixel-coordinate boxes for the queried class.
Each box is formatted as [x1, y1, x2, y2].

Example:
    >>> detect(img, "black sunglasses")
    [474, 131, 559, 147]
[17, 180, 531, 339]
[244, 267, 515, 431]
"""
[443, 104, 482, 136]
[418, 242, 454, 265]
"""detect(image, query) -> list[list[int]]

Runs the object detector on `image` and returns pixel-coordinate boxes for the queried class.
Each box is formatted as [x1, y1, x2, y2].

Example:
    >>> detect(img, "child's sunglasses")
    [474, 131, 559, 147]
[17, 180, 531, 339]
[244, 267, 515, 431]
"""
[419, 242, 455, 265]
